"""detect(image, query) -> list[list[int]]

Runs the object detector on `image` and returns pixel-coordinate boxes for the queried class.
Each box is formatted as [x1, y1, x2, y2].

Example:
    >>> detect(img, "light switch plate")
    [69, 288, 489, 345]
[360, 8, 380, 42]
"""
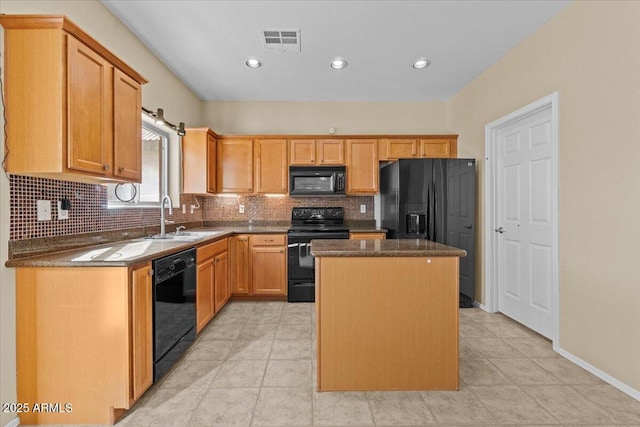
[57, 201, 69, 220]
[239, 204, 245, 214]
[360, 204, 366, 213]
[37, 200, 52, 221]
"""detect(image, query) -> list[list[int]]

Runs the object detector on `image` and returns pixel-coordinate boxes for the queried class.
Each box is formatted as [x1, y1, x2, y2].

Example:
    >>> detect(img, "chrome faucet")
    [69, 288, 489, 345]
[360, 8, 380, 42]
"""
[175, 226, 186, 235]
[159, 195, 173, 237]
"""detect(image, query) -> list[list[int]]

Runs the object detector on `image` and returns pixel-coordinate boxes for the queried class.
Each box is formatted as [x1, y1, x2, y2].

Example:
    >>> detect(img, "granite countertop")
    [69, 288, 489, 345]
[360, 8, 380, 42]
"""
[6, 226, 288, 268]
[310, 239, 466, 257]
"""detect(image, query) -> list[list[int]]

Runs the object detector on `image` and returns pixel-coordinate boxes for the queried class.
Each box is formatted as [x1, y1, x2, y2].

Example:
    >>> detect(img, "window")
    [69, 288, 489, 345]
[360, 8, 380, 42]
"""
[107, 121, 169, 207]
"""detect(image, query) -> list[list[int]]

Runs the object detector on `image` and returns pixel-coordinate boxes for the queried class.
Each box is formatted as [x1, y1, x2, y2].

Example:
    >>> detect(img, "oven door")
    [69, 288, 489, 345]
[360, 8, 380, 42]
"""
[287, 231, 349, 279]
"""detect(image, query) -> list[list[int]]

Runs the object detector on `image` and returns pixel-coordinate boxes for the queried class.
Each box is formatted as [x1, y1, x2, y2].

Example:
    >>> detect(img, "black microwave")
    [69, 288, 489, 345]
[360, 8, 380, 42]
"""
[289, 166, 346, 197]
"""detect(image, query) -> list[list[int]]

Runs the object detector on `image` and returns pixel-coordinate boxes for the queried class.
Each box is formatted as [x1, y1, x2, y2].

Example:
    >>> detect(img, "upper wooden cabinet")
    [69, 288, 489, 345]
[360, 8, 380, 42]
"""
[217, 139, 254, 193]
[182, 128, 217, 194]
[346, 139, 378, 194]
[289, 139, 344, 165]
[420, 138, 457, 158]
[0, 15, 147, 183]
[255, 139, 288, 193]
[379, 137, 457, 160]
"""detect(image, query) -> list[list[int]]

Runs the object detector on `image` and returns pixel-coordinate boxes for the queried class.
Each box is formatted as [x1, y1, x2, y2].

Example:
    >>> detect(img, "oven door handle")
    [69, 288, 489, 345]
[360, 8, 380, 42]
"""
[287, 243, 299, 248]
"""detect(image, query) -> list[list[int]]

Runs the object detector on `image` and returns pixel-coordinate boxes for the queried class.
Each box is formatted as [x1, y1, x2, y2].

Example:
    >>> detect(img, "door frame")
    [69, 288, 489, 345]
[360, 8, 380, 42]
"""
[484, 92, 559, 350]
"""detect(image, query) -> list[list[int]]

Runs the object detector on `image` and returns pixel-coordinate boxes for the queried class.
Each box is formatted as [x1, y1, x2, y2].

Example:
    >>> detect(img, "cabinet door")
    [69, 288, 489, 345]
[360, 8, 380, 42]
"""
[214, 251, 229, 312]
[230, 235, 250, 295]
[207, 134, 217, 193]
[131, 264, 153, 401]
[420, 138, 455, 158]
[67, 36, 113, 175]
[289, 139, 316, 165]
[113, 69, 142, 182]
[316, 139, 344, 165]
[346, 139, 378, 194]
[217, 139, 254, 193]
[196, 259, 215, 333]
[378, 139, 419, 160]
[251, 246, 287, 295]
[255, 139, 287, 193]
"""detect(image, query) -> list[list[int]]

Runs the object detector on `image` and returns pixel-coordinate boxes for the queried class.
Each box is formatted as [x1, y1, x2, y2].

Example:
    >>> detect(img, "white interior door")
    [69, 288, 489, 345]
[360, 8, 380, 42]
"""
[495, 105, 555, 338]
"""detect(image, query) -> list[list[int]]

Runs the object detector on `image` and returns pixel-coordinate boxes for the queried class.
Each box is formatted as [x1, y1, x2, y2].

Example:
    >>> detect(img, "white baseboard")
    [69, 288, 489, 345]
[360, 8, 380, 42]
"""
[558, 347, 640, 401]
[470, 303, 639, 402]
[4, 417, 20, 427]
[472, 300, 491, 312]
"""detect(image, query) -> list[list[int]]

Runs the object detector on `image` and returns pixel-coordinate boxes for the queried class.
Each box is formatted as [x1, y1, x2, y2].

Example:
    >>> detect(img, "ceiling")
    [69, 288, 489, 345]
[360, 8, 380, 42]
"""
[101, 0, 569, 102]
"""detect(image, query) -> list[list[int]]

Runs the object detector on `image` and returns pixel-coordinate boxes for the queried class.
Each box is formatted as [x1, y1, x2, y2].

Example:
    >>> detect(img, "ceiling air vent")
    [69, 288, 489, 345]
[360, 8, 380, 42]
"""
[262, 29, 301, 52]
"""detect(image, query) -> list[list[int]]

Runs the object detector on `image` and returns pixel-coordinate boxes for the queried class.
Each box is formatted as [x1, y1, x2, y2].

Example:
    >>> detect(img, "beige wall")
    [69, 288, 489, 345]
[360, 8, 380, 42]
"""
[446, 1, 640, 392]
[203, 101, 447, 135]
[0, 1, 203, 425]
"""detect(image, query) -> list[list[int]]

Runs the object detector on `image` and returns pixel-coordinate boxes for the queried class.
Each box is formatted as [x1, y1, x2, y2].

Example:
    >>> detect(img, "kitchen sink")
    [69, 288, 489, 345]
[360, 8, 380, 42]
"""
[146, 230, 227, 241]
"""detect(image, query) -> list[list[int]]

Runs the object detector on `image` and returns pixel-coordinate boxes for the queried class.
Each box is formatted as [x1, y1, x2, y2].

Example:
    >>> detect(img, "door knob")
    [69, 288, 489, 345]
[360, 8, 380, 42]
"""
[495, 227, 505, 234]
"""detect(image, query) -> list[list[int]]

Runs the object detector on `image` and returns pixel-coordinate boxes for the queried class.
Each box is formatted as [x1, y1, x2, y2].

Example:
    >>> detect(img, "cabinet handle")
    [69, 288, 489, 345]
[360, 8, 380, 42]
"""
[103, 164, 110, 171]
[280, 249, 284, 253]
[148, 269, 153, 276]
[118, 167, 124, 173]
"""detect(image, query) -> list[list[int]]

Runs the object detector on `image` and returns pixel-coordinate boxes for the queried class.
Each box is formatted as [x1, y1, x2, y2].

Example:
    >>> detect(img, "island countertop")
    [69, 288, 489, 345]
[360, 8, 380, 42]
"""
[310, 238, 466, 257]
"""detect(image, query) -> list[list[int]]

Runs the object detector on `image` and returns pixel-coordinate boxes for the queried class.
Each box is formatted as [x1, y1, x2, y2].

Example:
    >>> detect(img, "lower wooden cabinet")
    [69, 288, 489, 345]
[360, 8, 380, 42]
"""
[349, 232, 386, 240]
[196, 238, 229, 333]
[230, 233, 287, 297]
[131, 264, 153, 401]
[230, 235, 251, 295]
[214, 251, 229, 311]
[14, 264, 153, 424]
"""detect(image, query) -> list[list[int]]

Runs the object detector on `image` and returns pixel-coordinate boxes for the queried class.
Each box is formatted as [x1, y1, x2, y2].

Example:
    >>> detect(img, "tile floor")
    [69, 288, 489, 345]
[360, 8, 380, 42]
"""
[110, 301, 640, 427]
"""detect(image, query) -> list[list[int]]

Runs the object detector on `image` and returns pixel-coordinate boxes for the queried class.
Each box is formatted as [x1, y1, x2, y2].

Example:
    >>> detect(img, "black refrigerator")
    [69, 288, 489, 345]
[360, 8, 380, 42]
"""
[380, 158, 476, 307]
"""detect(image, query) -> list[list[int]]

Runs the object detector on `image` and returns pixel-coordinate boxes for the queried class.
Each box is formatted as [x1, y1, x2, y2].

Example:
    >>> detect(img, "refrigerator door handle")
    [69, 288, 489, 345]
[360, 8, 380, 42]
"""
[431, 181, 437, 242]
[425, 184, 431, 240]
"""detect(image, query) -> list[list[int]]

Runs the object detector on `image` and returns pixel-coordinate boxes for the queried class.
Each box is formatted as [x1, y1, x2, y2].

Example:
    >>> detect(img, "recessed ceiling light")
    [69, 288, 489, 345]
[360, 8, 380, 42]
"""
[413, 58, 431, 69]
[330, 58, 348, 69]
[246, 58, 262, 68]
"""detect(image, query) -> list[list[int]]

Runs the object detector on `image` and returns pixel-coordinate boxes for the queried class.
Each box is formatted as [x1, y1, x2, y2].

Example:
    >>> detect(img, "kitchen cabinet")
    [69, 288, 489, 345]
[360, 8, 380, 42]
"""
[289, 139, 344, 165]
[182, 128, 217, 194]
[378, 139, 420, 160]
[0, 15, 146, 183]
[131, 263, 153, 401]
[196, 238, 229, 332]
[14, 263, 153, 424]
[217, 139, 254, 193]
[420, 138, 457, 158]
[255, 139, 288, 193]
[251, 234, 287, 296]
[378, 137, 458, 160]
[230, 234, 287, 297]
[214, 251, 229, 312]
[346, 139, 378, 194]
[230, 235, 251, 295]
[349, 232, 386, 240]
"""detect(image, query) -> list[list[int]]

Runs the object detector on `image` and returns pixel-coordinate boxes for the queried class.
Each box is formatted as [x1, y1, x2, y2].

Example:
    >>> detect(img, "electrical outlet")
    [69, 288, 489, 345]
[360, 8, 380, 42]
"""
[360, 204, 366, 214]
[57, 201, 69, 220]
[190, 205, 195, 214]
[37, 200, 52, 221]
[181, 204, 186, 214]
[239, 204, 245, 214]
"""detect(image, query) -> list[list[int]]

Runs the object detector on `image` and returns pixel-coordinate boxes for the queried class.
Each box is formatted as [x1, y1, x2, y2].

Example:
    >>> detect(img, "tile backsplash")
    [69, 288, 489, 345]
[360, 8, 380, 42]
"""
[9, 175, 202, 241]
[9, 176, 375, 241]
[203, 194, 374, 222]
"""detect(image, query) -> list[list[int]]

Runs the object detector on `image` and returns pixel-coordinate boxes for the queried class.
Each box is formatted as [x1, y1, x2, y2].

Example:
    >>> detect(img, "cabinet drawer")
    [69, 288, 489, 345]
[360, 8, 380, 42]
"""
[197, 238, 228, 260]
[251, 234, 286, 246]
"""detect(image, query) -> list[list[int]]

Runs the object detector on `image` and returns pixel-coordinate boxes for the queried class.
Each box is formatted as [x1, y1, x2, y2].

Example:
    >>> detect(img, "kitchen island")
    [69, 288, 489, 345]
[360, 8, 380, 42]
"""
[311, 239, 466, 391]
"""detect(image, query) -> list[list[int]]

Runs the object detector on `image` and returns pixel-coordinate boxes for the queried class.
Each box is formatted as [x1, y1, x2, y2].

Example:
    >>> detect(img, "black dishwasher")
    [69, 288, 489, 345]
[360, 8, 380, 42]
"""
[152, 248, 196, 381]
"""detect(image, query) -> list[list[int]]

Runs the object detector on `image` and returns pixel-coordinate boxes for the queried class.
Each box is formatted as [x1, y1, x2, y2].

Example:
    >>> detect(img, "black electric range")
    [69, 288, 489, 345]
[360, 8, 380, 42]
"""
[287, 207, 349, 302]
